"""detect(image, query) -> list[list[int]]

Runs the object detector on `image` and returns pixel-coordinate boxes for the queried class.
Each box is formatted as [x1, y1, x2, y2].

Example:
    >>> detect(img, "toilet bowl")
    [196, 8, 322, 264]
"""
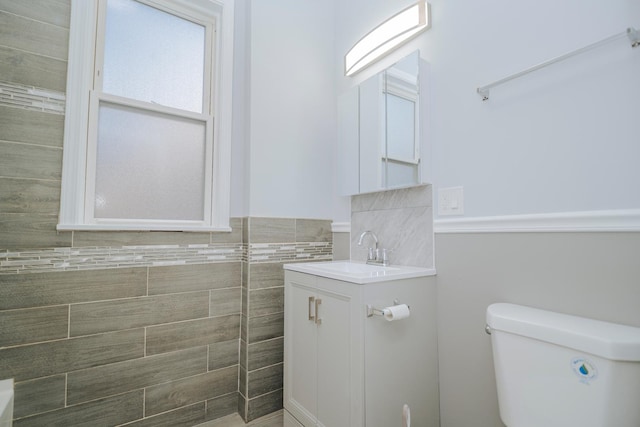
[486, 303, 640, 427]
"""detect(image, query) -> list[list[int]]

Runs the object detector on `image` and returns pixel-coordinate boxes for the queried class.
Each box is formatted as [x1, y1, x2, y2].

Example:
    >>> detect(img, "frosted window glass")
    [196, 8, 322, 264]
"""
[103, 0, 205, 113]
[94, 103, 206, 221]
[386, 94, 415, 160]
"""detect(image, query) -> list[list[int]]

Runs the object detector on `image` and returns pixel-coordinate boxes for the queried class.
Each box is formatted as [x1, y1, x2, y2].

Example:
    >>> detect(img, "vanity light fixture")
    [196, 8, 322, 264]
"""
[345, 0, 430, 76]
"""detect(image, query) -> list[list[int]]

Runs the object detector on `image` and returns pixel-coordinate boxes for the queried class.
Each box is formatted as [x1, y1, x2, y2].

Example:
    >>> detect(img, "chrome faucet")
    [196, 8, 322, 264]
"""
[357, 230, 389, 266]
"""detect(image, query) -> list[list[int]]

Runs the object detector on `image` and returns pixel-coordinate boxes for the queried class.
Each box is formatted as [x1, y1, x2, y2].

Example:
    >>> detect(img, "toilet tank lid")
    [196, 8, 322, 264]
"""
[486, 303, 640, 361]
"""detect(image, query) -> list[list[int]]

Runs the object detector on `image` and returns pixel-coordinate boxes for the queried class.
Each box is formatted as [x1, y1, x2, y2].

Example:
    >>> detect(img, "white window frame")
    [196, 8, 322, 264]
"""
[58, 0, 234, 232]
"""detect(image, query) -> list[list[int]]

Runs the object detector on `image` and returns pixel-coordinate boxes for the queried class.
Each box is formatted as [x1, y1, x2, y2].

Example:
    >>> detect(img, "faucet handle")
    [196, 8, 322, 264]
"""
[367, 247, 376, 262]
[377, 248, 393, 266]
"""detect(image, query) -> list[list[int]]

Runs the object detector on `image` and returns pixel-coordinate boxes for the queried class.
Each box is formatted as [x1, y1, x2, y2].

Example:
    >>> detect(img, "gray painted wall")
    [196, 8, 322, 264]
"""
[436, 231, 640, 427]
[338, 207, 640, 427]
[332, 232, 350, 261]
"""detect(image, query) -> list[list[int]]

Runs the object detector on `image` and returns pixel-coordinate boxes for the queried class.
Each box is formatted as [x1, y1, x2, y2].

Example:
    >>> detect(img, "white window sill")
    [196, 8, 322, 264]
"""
[57, 223, 232, 232]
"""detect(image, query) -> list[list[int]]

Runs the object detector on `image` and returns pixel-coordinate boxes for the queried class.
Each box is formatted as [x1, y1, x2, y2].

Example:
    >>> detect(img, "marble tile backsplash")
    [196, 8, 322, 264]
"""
[351, 185, 433, 268]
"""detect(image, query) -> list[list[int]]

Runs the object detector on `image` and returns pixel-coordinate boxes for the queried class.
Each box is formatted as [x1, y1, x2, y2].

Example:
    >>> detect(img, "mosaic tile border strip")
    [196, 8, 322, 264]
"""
[0, 244, 243, 275]
[0, 80, 66, 115]
[0, 242, 333, 274]
[247, 242, 333, 264]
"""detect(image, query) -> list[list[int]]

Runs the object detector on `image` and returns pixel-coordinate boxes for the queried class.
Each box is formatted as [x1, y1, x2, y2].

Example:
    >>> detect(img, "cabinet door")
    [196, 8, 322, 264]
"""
[284, 277, 318, 426]
[316, 281, 361, 427]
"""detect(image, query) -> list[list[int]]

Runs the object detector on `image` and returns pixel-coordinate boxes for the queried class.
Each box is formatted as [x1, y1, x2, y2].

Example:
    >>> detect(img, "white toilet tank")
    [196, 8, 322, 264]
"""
[486, 303, 640, 427]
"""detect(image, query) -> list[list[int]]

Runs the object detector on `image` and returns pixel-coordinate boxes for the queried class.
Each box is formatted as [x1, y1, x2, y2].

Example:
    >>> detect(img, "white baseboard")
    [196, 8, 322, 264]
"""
[434, 209, 640, 233]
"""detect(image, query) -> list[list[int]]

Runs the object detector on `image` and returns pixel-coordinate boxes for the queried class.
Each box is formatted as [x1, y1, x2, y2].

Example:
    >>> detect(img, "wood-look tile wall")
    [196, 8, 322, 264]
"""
[0, 263, 242, 427]
[0, 0, 70, 251]
[0, 2, 333, 425]
[238, 218, 332, 422]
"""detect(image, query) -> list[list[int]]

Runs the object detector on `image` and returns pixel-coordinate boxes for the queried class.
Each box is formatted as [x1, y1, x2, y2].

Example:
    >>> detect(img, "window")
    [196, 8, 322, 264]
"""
[59, 0, 234, 231]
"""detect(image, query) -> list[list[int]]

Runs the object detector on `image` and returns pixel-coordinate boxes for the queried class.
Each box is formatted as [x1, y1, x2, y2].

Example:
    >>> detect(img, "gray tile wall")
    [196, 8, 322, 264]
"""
[0, 2, 333, 425]
[238, 217, 332, 422]
[1, 262, 243, 426]
[0, 0, 71, 251]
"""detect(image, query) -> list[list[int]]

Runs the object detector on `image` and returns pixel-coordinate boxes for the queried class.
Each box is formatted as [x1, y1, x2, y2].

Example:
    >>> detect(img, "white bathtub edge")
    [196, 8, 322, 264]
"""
[0, 379, 14, 427]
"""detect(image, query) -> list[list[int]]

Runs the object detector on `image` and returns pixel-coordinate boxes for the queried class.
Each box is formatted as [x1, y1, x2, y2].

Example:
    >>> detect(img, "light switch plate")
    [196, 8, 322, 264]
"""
[438, 186, 464, 216]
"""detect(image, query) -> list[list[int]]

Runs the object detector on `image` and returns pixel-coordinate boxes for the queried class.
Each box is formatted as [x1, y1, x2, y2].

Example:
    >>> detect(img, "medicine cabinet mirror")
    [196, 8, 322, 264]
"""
[338, 51, 429, 195]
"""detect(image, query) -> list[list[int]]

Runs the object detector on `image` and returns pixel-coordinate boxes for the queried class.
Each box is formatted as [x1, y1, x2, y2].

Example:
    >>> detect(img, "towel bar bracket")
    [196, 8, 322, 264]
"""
[628, 27, 639, 48]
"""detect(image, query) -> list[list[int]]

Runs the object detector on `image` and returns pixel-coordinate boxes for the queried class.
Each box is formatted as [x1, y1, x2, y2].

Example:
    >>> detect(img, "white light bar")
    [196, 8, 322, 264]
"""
[345, 1, 430, 76]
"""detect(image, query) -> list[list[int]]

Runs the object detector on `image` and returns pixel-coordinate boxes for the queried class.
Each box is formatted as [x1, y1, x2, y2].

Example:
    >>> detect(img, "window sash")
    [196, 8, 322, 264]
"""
[85, 91, 214, 228]
[94, 0, 214, 114]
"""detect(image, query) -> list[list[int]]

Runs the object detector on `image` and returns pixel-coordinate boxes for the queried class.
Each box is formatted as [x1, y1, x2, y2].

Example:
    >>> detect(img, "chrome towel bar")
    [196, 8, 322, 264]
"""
[477, 26, 639, 101]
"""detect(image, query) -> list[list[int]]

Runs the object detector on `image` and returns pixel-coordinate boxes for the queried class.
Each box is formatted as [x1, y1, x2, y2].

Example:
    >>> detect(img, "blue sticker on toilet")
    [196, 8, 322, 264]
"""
[571, 357, 598, 384]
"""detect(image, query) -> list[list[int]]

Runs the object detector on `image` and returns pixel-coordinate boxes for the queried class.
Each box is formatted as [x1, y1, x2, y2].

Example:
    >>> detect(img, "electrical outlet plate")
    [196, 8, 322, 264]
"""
[438, 186, 464, 216]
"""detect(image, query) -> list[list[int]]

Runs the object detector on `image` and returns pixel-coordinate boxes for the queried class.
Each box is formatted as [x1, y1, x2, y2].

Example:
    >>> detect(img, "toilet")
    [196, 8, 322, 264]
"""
[486, 303, 640, 427]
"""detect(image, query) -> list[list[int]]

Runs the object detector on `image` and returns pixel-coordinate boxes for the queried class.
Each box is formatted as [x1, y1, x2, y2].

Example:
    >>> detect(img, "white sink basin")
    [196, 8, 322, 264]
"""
[306, 261, 400, 274]
[284, 261, 435, 284]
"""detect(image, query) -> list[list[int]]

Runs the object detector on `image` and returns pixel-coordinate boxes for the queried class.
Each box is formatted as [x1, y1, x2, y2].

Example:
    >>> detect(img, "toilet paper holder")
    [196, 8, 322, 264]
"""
[366, 299, 410, 318]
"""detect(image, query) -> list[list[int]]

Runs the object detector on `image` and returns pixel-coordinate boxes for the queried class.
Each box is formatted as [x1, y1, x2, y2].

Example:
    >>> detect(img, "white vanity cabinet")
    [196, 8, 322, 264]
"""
[284, 270, 365, 427]
[283, 262, 440, 427]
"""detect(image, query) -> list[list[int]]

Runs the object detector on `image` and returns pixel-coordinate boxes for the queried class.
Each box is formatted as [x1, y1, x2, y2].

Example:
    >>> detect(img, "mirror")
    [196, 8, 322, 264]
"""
[338, 51, 429, 195]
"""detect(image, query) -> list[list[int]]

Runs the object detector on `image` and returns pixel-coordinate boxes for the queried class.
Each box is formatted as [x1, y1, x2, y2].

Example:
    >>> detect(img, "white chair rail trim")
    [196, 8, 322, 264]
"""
[434, 209, 640, 233]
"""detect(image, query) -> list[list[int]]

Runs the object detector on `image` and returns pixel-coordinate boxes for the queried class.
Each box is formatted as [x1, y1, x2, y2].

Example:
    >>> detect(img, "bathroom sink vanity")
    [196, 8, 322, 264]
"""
[283, 261, 439, 427]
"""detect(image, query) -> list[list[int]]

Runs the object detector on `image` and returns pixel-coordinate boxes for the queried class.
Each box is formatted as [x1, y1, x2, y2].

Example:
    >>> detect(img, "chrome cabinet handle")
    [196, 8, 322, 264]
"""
[308, 296, 315, 321]
[315, 298, 322, 325]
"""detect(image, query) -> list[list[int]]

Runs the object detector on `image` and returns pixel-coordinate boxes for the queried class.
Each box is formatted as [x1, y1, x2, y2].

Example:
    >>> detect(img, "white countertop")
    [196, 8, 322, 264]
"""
[284, 260, 436, 284]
